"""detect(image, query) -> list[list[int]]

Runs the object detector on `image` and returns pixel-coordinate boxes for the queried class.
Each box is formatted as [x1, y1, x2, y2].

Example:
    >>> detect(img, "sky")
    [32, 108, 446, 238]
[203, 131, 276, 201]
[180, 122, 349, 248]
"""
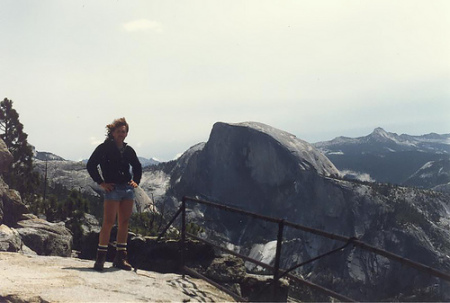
[1, 0, 449, 161]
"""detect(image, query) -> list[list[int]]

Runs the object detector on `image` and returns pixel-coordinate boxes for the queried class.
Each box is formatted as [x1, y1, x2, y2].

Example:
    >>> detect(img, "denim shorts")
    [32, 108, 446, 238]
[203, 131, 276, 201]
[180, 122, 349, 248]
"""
[104, 184, 135, 201]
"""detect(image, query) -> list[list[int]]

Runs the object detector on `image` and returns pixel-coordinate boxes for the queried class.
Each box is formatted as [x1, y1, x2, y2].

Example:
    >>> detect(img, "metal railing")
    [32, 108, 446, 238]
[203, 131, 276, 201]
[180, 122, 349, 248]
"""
[156, 196, 450, 302]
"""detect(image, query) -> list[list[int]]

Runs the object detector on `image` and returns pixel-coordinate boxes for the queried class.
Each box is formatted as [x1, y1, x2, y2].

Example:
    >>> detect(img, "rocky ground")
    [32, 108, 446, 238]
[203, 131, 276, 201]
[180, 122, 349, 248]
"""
[0, 252, 234, 302]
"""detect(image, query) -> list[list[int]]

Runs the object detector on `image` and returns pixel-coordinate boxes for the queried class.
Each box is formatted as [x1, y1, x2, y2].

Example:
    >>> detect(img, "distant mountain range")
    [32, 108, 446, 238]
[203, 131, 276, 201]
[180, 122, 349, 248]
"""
[313, 127, 450, 189]
[34, 127, 450, 191]
[34, 151, 160, 167]
[138, 157, 160, 167]
[35, 151, 66, 161]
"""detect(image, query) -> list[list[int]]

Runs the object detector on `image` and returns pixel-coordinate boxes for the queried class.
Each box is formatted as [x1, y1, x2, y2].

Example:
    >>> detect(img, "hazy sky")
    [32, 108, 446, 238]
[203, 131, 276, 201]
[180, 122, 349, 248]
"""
[1, 0, 449, 161]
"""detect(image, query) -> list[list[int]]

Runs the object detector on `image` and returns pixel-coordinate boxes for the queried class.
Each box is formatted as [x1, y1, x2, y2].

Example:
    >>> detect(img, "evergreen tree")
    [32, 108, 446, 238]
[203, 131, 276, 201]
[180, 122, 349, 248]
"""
[43, 195, 58, 222]
[0, 98, 40, 201]
[63, 189, 89, 250]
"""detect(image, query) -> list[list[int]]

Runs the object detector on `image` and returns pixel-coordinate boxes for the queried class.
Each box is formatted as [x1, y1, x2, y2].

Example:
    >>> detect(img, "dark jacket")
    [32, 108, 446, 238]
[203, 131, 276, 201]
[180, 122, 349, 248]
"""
[86, 139, 142, 185]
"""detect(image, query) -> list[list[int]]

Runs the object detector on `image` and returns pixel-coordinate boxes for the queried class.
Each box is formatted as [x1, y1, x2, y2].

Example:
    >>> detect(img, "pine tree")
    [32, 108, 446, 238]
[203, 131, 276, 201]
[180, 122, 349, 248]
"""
[0, 98, 40, 201]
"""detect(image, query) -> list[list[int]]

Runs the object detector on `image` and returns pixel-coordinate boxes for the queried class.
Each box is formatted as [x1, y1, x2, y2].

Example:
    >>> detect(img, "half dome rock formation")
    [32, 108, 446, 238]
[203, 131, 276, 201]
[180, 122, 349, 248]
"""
[169, 121, 340, 219]
[214, 122, 340, 179]
[207, 122, 340, 182]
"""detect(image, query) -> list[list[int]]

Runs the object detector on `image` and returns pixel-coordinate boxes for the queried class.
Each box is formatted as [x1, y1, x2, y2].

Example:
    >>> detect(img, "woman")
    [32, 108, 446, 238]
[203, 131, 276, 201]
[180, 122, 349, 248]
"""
[87, 117, 142, 271]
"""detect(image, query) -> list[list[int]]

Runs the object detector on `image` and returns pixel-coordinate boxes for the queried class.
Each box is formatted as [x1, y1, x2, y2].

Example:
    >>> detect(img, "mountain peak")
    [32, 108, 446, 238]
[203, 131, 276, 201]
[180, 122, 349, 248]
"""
[365, 127, 403, 145]
[372, 127, 387, 134]
[370, 127, 392, 138]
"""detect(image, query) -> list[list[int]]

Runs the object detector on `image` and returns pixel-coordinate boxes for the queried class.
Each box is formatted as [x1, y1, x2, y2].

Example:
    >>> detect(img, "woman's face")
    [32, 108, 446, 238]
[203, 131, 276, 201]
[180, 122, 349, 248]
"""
[112, 125, 128, 143]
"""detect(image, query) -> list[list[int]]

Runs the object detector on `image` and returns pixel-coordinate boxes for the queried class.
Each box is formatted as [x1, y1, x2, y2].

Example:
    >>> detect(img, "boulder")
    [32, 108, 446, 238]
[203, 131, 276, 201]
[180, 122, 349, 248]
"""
[71, 213, 101, 259]
[134, 186, 159, 213]
[16, 217, 72, 257]
[241, 273, 289, 302]
[204, 254, 246, 283]
[1, 187, 29, 226]
[0, 139, 13, 172]
[0, 224, 22, 252]
[0, 138, 13, 225]
[0, 183, 4, 225]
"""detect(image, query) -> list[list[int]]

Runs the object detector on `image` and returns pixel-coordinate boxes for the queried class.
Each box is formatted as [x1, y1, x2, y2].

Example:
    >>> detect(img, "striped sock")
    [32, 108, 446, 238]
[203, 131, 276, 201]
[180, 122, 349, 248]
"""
[97, 244, 108, 252]
[116, 243, 127, 251]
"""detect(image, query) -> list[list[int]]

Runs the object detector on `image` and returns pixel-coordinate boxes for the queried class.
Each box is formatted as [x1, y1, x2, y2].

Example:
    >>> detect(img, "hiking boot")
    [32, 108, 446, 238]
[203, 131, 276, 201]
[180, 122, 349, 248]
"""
[93, 249, 107, 271]
[113, 250, 132, 271]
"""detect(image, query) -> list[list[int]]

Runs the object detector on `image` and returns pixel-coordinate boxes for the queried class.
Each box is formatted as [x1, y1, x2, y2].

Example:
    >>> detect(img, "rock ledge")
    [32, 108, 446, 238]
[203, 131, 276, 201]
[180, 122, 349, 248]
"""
[0, 252, 233, 302]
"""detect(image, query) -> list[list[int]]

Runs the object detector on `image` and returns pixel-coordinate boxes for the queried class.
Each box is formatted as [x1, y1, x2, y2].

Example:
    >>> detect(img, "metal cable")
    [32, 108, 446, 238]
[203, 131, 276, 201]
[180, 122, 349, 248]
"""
[251, 238, 357, 301]
[278, 237, 357, 280]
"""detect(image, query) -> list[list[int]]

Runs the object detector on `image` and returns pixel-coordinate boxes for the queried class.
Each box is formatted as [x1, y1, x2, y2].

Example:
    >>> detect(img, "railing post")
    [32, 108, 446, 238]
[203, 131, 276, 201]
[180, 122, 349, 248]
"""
[180, 198, 187, 278]
[156, 206, 183, 242]
[273, 219, 284, 301]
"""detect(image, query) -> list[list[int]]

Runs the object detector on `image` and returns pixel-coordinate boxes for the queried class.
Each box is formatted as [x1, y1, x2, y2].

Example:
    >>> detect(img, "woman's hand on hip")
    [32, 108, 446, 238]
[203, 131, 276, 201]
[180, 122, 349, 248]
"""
[128, 180, 138, 188]
[100, 182, 115, 192]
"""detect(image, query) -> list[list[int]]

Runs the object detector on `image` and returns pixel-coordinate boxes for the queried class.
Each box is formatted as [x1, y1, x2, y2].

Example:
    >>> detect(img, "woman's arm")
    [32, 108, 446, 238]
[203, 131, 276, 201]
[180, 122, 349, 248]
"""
[86, 144, 105, 185]
[127, 146, 142, 185]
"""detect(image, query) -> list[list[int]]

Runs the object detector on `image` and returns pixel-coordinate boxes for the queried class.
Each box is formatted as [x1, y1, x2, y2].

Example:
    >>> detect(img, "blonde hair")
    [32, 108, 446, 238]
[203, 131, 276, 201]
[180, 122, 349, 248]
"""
[106, 117, 129, 140]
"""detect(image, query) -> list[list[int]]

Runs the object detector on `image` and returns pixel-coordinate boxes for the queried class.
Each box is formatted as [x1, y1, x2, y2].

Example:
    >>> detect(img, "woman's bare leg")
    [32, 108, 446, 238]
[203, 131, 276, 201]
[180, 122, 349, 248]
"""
[117, 199, 134, 243]
[99, 200, 119, 246]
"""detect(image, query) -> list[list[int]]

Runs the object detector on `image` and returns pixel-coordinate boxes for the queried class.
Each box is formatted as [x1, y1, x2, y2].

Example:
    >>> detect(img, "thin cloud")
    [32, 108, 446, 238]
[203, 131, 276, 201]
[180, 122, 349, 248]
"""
[122, 19, 163, 33]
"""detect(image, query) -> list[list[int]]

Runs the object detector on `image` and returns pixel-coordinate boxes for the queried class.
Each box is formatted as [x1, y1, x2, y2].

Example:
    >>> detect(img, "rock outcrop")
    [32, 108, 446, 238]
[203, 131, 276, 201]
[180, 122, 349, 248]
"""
[0, 252, 234, 302]
[0, 138, 73, 257]
[0, 225, 22, 252]
[15, 216, 72, 257]
[404, 158, 450, 189]
[0, 139, 12, 172]
[0, 180, 28, 227]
